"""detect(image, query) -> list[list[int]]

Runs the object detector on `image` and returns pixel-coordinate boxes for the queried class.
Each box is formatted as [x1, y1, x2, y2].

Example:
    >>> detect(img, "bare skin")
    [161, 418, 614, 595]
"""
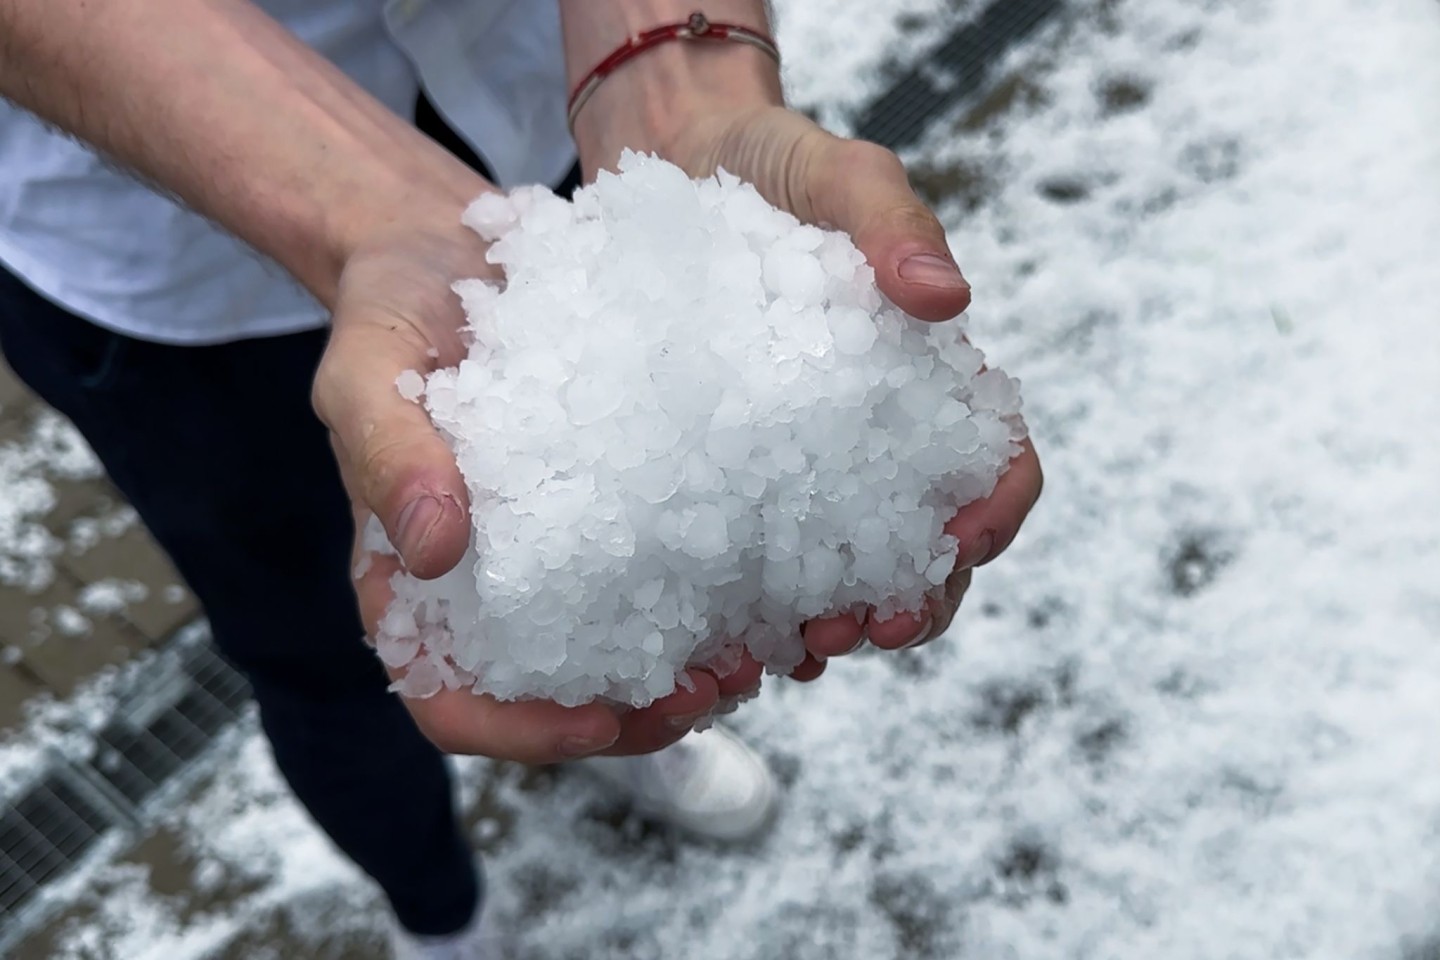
[0, 0, 1042, 762]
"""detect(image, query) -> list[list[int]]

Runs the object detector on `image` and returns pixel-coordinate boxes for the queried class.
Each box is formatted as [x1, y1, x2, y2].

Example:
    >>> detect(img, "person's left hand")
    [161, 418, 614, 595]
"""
[576, 102, 1044, 676]
[801, 439, 1041, 667]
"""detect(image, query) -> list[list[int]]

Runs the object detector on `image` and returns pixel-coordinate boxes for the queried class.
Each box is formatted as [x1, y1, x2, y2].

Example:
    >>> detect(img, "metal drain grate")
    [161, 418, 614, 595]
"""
[854, 0, 1063, 150]
[0, 627, 249, 947]
[92, 640, 251, 807]
[0, 767, 115, 918]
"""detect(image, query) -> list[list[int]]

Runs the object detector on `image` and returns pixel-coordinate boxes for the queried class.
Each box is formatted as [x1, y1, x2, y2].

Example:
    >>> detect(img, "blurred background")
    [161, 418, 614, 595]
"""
[1, 0, 1437, 957]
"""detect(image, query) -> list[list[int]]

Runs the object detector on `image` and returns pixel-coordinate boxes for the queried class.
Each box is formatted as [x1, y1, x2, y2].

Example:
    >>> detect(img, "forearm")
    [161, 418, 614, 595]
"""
[0, 0, 487, 307]
[559, 0, 784, 174]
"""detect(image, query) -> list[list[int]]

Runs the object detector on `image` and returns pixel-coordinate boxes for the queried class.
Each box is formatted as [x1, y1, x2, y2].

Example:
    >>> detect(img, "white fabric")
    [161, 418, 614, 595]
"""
[391, 909, 496, 960]
[582, 727, 779, 841]
[0, 0, 574, 345]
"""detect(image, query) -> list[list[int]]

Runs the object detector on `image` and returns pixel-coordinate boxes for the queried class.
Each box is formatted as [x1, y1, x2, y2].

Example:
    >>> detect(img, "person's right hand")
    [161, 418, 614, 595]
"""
[314, 211, 763, 764]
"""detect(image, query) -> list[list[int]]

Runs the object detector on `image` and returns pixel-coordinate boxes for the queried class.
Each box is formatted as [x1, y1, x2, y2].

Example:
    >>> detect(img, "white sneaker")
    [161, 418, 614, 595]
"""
[579, 726, 779, 842]
[390, 909, 500, 960]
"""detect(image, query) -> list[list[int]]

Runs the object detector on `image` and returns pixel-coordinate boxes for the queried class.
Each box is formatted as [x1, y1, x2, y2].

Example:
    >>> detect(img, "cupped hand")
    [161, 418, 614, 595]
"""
[651, 105, 1045, 663]
[805, 438, 1043, 659]
[313, 216, 760, 762]
[321, 103, 1043, 750]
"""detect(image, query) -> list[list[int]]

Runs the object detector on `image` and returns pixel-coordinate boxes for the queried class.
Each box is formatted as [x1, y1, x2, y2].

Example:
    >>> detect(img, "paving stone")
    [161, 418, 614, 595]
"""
[7, 864, 385, 960]
[0, 573, 151, 698]
[17, 622, 151, 700]
[44, 475, 126, 537]
[126, 823, 269, 920]
[209, 899, 388, 960]
[0, 385, 193, 756]
[0, 578, 70, 649]
[60, 525, 195, 645]
[119, 580, 199, 647]
[7, 904, 83, 960]
[0, 408, 32, 446]
[0, 356, 33, 419]
[0, 664, 46, 732]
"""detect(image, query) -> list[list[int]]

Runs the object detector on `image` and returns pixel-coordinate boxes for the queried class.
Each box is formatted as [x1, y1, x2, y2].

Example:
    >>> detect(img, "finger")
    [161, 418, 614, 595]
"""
[405, 690, 622, 764]
[847, 439, 1040, 654]
[348, 534, 620, 763]
[922, 566, 973, 645]
[809, 138, 971, 322]
[867, 602, 933, 651]
[802, 609, 867, 658]
[788, 653, 828, 683]
[350, 497, 400, 628]
[943, 438, 1044, 569]
[713, 652, 764, 698]
[602, 669, 722, 756]
[314, 317, 470, 579]
[869, 555, 977, 653]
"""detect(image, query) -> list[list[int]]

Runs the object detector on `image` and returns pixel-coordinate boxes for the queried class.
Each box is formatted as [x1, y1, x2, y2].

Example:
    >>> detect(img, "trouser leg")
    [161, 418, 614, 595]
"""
[0, 272, 478, 935]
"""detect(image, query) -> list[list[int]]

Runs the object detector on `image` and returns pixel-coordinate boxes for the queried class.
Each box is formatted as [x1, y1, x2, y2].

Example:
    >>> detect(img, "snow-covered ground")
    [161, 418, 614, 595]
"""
[0, 411, 101, 595]
[7, 0, 1439, 956]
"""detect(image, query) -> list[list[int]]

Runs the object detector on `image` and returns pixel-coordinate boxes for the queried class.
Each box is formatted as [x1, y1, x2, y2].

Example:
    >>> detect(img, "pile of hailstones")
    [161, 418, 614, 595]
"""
[372, 151, 1025, 708]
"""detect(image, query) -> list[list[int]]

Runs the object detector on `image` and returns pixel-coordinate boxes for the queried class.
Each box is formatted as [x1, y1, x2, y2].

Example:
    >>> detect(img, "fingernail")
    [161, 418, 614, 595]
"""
[959, 530, 994, 570]
[397, 495, 443, 557]
[898, 253, 969, 290]
[850, 608, 869, 650]
[665, 711, 709, 732]
[559, 733, 617, 758]
[900, 615, 935, 650]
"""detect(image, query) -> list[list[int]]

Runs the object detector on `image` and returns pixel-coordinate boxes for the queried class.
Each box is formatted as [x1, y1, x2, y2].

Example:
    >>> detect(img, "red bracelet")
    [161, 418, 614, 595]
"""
[567, 12, 781, 131]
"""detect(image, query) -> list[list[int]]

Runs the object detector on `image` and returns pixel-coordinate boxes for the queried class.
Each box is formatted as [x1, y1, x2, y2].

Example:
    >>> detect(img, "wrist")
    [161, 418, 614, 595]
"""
[304, 152, 490, 309]
[561, 2, 784, 174]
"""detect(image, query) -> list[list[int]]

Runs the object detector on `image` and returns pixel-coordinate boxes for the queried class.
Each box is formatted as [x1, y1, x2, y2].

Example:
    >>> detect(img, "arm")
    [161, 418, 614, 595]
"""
[0, 0, 485, 306]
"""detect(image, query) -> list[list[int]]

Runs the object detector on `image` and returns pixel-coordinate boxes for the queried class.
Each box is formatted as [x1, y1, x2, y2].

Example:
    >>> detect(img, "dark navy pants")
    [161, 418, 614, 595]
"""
[0, 277, 486, 935]
[0, 95, 576, 936]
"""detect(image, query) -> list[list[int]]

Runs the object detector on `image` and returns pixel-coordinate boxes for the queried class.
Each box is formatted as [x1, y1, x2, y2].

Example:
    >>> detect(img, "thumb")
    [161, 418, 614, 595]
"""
[313, 318, 470, 579]
[808, 138, 971, 322]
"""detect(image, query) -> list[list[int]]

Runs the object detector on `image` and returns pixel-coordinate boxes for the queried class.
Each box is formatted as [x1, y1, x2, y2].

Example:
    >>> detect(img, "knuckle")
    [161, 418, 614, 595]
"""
[835, 139, 907, 179]
[815, 138, 900, 195]
[309, 358, 341, 424]
[350, 438, 413, 516]
[889, 200, 945, 237]
[356, 431, 409, 483]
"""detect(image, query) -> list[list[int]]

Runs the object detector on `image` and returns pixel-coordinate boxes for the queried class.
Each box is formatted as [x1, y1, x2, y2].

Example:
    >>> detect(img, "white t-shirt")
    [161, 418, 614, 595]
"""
[0, 0, 574, 345]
